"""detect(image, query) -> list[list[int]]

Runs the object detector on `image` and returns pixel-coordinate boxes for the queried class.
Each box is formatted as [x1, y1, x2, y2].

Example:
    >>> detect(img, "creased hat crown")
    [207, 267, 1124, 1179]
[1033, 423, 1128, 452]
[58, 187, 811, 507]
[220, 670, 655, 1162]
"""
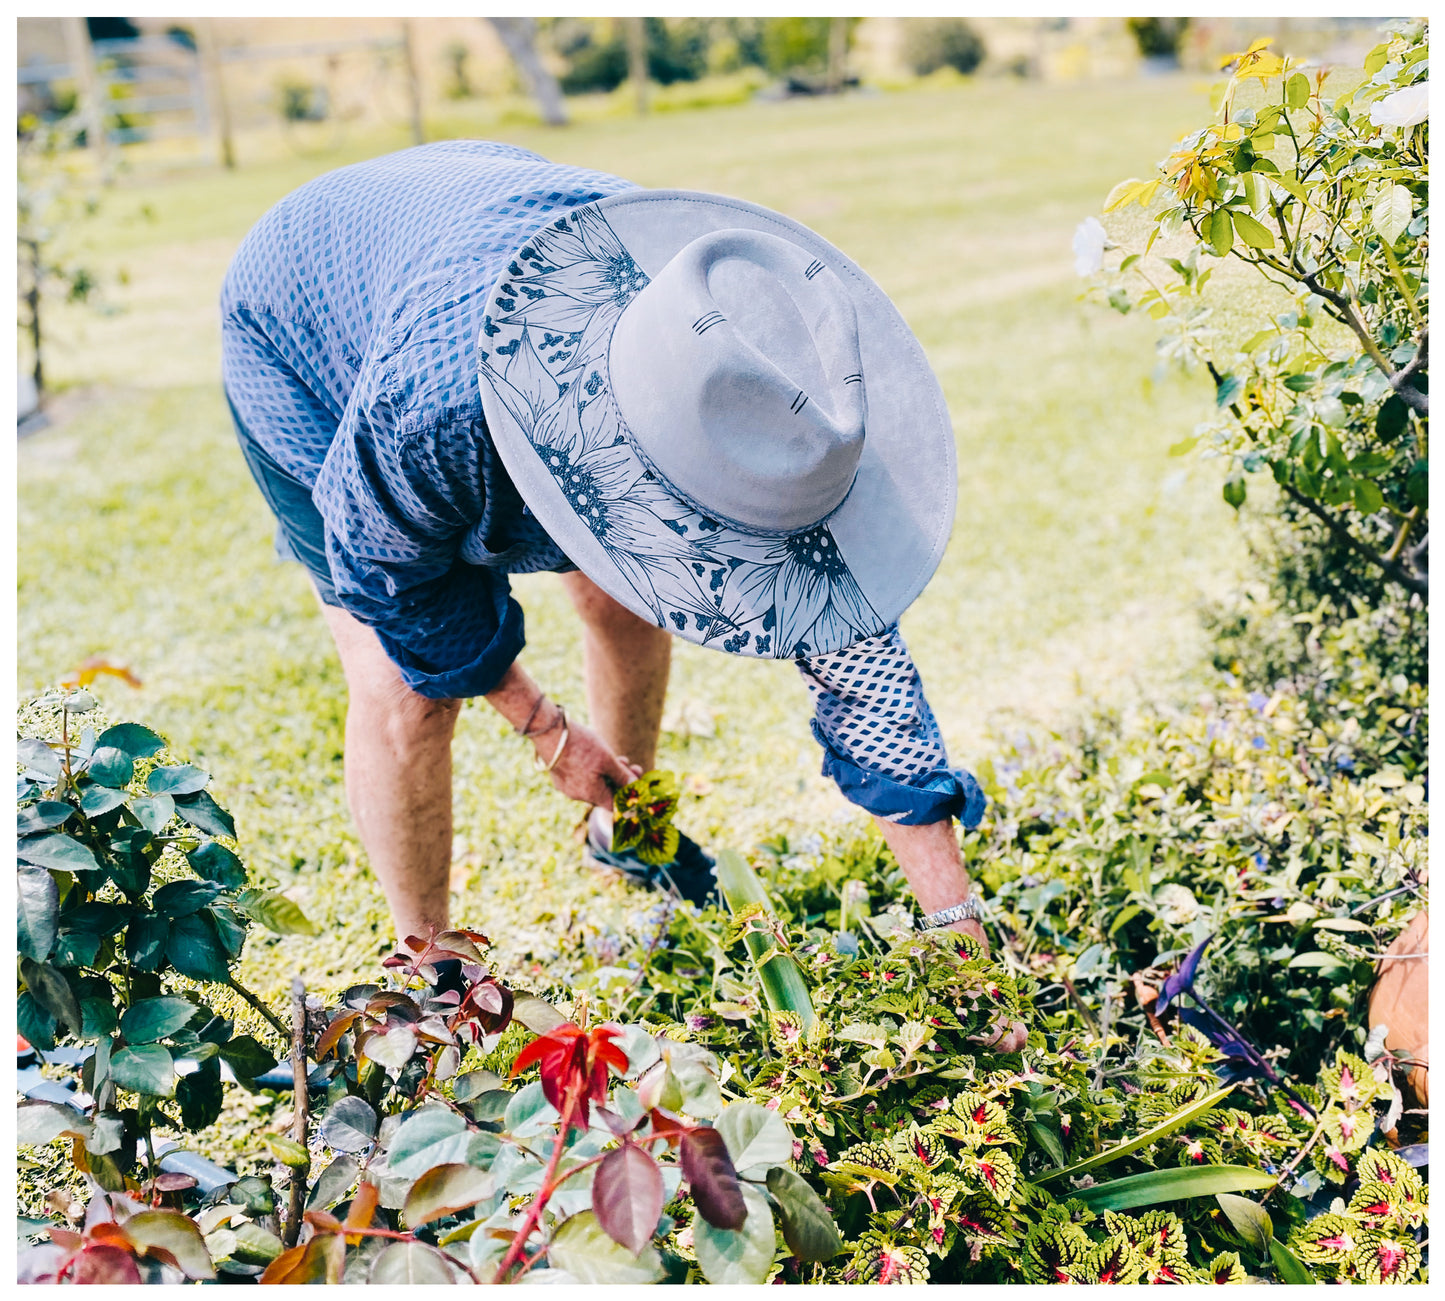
[609, 229, 866, 533]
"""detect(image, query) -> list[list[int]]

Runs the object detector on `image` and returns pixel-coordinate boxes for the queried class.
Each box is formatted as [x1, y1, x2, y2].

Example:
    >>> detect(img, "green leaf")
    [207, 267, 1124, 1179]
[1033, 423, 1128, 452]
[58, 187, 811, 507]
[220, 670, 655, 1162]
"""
[1372, 184, 1413, 246]
[17, 867, 59, 962]
[765, 1166, 843, 1262]
[18, 801, 74, 834]
[186, 841, 246, 889]
[694, 1183, 776, 1285]
[1223, 476, 1247, 509]
[95, 723, 165, 761]
[1028, 1119, 1069, 1168]
[716, 850, 816, 1028]
[1406, 458, 1428, 507]
[229, 1221, 283, 1266]
[120, 996, 199, 1044]
[18, 737, 62, 780]
[81, 996, 119, 1037]
[234, 888, 316, 936]
[216, 1035, 278, 1084]
[18, 834, 100, 873]
[86, 1112, 125, 1155]
[368, 1241, 458, 1285]
[716, 1102, 794, 1179]
[1269, 1238, 1315, 1284]
[54, 931, 102, 967]
[131, 795, 175, 835]
[173, 790, 235, 839]
[1214, 372, 1244, 409]
[146, 764, 209, 796]
[110, 1043, 177, 1097]
[1216, 1192, 1274, 1254]
[1074, 1164, 1275, 1212]
[17, 1099, 92, 1146]
[1037, 1086, 1233, 1184]
[321, 1095, 379, 1153]
[511, 994, 567, 1034]
[1288, 951, 1350, 973]
[20, 957, 81, 1032]
[1376, 394, 1409, 440]
[86, 747, 134, 789]
[1352, 479, 1385, 514]
[262, 1133, 310, 1167]
[166, 912, 232, 983]
[387, 1106, 479, 1180]
[17, 992, 57, 1051]
[1166, 436, 1198, 457]
[125, 914, 170, 972]
[1207, 208, 1234, 256]
[1109, 904, 1145, 938]
[403, 1163, 494, 1229]
[124, 1210, 215, 1280]
[1285, 72, 1309, 109]
[176, 1059, 224, 1129]
[1231, 210, 1276, 249]
[80, 785, 127, 816]
[307, 1155, 360, 1210]
[549, 1211, 665, 1285]
[1284, 372, 1317, 392]
[153, 879, 224, 919]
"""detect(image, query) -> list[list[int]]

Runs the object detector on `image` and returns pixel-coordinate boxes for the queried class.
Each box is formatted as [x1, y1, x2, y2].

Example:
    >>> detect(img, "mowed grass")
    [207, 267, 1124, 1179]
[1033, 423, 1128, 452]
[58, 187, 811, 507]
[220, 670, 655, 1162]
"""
[19, 76, 1250, 1000]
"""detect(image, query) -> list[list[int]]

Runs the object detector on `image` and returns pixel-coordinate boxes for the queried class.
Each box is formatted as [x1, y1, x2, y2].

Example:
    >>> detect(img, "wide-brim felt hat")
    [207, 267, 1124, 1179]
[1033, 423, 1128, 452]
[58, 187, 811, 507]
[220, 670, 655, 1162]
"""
[476, 189, 956, 660]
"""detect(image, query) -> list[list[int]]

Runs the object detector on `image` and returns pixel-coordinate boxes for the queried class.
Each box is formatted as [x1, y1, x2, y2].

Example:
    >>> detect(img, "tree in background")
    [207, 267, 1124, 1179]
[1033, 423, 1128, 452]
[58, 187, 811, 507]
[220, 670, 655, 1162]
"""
[901, 19, 987, 77]
[1126, 17, 1191, 64]
[488, 16, 567, 126]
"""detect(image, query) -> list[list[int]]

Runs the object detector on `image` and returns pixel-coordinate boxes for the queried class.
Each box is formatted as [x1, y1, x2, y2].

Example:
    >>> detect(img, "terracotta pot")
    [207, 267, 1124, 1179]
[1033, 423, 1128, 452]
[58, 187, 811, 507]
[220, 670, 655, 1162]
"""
[1367, 910, 1428, 1108]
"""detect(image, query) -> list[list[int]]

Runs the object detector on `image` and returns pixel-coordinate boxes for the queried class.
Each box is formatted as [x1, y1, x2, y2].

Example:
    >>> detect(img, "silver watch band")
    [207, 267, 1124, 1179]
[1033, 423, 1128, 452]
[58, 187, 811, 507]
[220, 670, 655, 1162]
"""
[918, 895, 982, 930]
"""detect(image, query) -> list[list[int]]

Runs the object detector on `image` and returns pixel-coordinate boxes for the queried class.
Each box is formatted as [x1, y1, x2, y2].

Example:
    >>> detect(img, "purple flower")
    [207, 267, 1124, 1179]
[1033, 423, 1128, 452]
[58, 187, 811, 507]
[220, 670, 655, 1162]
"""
[1177, 1009, 1268, 1082]
[1156, 933, 1215, 1014]
[1248, 692, 1268, 713]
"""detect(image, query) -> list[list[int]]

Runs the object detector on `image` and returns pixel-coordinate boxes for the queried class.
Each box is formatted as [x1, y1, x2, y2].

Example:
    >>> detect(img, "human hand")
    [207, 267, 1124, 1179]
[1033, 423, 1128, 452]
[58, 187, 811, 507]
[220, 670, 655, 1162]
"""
[535, 713, 640, 808]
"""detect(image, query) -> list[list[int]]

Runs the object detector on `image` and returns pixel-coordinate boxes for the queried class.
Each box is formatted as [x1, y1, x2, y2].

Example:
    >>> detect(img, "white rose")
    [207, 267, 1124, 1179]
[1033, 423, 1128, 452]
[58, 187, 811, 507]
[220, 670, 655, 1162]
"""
[1073, 216, 1107, 276]
[1371, 81, 1428, 129]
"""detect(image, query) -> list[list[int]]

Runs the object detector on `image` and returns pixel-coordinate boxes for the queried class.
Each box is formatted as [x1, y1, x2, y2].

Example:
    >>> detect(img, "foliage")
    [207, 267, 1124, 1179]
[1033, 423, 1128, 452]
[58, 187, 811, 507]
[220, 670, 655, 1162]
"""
[902, 19, 987, 78]
[1086, 22, 1428, 606]
[1126, 18, 1191, 61]
[16, 690, 310, 1206]
[611, 769, 681, 867]
[548, 18, 712, 94]
[17, 112, 104, 395]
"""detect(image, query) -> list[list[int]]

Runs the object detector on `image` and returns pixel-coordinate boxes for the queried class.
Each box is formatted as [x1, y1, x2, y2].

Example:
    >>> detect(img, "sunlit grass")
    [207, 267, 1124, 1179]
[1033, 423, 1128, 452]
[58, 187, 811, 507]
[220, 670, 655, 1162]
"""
[19, 75, 1251, 1001]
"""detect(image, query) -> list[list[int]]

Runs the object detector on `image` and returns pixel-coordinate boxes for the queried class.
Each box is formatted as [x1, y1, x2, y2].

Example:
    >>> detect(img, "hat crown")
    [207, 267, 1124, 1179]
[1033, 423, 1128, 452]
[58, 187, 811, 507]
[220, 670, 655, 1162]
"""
[609, 229, 866, 533]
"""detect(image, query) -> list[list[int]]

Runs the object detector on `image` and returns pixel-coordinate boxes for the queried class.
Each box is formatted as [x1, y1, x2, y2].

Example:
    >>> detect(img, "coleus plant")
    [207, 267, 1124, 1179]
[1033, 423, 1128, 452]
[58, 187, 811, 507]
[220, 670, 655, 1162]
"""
[609, 770, 681, 866]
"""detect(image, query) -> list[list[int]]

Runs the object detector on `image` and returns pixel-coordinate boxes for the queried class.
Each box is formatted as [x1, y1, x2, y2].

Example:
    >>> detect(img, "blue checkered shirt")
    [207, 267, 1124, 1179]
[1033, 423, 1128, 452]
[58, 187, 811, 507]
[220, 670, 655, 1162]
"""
[220, 141, 981, 826]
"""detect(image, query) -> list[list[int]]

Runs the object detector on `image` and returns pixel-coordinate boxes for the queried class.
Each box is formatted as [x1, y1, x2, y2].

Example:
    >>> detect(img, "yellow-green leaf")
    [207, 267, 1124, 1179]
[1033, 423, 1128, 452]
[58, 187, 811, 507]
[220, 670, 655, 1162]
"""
[1372, 185, 1413, 246]
[1285, 73, 1310, 109]
[1208, 208, 1234, 256]
[1231, 210, 1276, 249]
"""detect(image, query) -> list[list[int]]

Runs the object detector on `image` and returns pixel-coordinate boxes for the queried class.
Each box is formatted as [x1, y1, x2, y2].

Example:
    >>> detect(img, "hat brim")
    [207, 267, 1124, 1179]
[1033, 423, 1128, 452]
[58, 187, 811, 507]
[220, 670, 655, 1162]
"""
[476, 189, 956, 660]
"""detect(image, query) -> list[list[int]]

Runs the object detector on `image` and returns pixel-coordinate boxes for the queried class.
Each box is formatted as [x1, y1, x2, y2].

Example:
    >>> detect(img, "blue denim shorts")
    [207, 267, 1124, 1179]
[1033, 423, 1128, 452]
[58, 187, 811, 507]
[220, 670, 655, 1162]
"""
[227, 391, 341, 607]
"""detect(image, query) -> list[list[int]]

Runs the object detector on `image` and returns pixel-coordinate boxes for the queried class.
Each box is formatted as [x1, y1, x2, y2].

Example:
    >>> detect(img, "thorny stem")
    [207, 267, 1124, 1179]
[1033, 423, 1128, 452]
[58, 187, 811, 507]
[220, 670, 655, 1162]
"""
[281, 977, 311, 1251]
[492, 1083, 581, 1282]
[226, 977, 290, 1041]
[1380, 240, 1426, 332]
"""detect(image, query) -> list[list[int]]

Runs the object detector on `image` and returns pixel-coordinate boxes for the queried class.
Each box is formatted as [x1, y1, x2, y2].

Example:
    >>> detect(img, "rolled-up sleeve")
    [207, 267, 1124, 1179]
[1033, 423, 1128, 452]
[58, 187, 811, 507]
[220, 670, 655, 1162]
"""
[796, 626, 985, 826]
[313, 372, 524, 700]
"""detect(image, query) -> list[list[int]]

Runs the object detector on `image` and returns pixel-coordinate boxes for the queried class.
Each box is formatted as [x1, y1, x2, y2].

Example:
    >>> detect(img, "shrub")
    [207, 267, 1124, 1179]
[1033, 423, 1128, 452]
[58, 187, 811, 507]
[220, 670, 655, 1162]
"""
[903, 19, 987, 78]
[1085, 21, 1428, 612]
[1125, 18, 1190, 61]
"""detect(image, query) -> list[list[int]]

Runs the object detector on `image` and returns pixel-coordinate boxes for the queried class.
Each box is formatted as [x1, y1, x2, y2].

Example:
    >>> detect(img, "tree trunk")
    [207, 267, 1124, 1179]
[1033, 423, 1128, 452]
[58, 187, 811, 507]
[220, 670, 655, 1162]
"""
[23, 238, 44, 396]
[401, 20, 426, 145]
[826, 17, 849, 92]
[196, 17, 236, 170]
[624, 17, 648, 115]
[487, 17, 567, 127]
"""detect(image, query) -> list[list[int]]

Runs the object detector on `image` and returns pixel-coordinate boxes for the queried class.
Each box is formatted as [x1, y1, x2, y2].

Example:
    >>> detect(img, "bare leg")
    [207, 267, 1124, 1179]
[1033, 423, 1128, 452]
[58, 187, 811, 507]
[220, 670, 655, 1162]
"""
[319, 601, 460, 943]
[559, 571, 671, 771]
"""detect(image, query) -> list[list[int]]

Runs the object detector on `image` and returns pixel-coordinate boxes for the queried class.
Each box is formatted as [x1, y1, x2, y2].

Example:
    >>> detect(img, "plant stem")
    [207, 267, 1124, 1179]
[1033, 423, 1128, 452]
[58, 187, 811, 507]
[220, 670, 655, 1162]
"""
[281, 976, 311, 1251]
[1263, 1114, 1328, 1206]
[492, 1084, 579, 1282]
[227, 977, 289, 1040]
[1278, 482, 1428, 597]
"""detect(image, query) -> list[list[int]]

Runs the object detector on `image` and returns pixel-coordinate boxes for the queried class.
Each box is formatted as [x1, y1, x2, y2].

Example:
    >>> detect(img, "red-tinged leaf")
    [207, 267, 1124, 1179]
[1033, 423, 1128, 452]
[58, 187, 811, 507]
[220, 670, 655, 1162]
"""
[124, 1209, 215, 1280]
[595, 1105, 648, 1138]
[145, 1172, 198, 1194]
[512, 1024, 582, 1076]
[649, 1108, 691, 1148]
[594, 1144, 666, 1255]
[71, 1243, 143, 1285]
[366, 991, 421, 1018]
[344, 1179, 381, 1234]
[87, 1222, 135, 1250]
[431, 930, 486, 963]
[259, 1233, 344, 1285]
[315, 1010, 361, 1061]
[305, 1209, 343, 1233]
[681, 1127, 747, 1230]
[49, 1228, 83, 1251]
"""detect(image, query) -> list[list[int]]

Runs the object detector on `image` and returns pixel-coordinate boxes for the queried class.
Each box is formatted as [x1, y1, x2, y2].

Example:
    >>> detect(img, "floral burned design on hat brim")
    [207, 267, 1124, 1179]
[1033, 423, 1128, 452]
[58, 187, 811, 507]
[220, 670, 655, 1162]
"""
[477, 203, 883, 660]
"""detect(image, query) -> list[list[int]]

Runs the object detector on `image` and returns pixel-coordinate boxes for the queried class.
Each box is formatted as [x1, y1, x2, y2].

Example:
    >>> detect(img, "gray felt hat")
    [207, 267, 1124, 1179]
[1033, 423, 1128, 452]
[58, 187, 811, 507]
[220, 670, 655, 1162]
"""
[476, 190, 956, 660]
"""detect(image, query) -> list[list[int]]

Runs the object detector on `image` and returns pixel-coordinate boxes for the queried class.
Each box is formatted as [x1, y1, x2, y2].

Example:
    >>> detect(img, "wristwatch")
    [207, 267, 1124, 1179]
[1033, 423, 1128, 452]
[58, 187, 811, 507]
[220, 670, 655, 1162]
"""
[918, 895, 983, 931]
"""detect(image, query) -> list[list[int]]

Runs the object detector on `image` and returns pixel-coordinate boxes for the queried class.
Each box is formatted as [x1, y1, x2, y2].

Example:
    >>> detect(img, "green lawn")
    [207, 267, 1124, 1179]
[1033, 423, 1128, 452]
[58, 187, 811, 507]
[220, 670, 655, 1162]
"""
[19, 76, 1250, 1000]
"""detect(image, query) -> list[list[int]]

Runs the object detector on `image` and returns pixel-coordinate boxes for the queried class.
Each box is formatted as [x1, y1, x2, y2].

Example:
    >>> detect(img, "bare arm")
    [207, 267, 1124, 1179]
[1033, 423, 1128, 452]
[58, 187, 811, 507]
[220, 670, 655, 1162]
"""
[873, 817, 1028, 1052]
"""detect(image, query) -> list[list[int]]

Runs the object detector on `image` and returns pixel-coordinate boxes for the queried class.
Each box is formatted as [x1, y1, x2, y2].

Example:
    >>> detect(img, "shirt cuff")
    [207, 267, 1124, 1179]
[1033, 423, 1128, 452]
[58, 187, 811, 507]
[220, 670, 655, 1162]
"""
[812, 723, 986, 827]
[375, 592, 526, 700]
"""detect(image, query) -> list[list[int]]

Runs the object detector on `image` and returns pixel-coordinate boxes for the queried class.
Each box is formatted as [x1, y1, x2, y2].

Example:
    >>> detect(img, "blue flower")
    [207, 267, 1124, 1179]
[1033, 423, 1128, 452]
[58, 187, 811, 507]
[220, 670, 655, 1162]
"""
[1156, 932, 1214, 1014]
[1251, 736, 1267, 750]
[1248, 691, 1268, 712]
